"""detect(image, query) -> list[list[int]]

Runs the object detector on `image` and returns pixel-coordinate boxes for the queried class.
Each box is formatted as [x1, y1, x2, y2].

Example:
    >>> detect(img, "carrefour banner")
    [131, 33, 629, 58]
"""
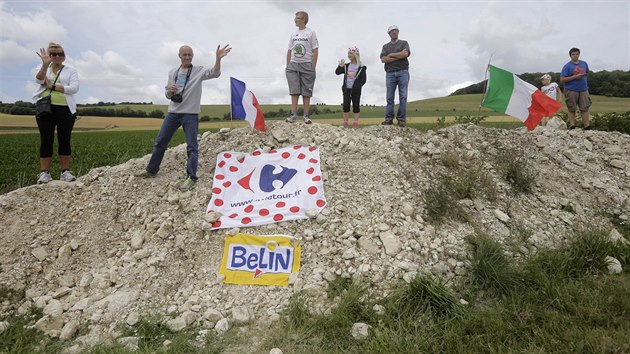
[219, 233, 301, 286]
[206, 145, 327, 229]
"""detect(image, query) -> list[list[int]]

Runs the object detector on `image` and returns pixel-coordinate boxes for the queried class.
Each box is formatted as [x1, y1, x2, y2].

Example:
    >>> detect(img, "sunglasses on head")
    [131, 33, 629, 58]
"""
[50, 52, 65, 57]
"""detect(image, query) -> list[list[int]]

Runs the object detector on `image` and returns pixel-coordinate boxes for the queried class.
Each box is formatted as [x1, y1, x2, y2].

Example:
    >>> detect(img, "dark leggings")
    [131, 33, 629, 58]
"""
[342, 88, 361, 113]
[36, 105, 76, 158]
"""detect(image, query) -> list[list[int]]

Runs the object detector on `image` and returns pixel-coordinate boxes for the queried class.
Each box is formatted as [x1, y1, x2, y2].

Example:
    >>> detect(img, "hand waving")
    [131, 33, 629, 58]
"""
[216, 44, 232, 59]
[36, 48, 52, 67]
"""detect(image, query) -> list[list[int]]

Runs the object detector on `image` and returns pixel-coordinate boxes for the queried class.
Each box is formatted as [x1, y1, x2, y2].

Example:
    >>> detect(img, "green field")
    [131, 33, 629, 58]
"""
[0, 129, 216, 193]
[98, 94, 630, 119]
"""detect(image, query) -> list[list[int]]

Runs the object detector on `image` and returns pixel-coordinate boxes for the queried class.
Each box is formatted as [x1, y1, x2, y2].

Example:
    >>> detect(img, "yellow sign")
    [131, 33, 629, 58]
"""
[219, 233, 301, 286]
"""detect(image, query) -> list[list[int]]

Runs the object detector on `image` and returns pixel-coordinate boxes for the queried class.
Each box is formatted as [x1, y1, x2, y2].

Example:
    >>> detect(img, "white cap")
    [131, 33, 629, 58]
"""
[387, 25, 399, 33]
[540, 74, 551, 80]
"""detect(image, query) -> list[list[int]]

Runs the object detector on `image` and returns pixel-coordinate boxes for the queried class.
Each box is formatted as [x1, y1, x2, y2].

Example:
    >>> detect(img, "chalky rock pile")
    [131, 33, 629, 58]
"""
[1, 120, 628, 350]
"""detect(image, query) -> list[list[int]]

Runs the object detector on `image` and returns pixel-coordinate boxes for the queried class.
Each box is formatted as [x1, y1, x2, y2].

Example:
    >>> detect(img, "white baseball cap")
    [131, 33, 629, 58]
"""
[540, 74, 551, 80]
[387, 25, 399, 33]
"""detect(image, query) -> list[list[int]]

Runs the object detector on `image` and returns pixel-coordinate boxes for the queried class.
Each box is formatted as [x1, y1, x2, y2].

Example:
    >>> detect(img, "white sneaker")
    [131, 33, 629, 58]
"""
[60, 170, 76, 182]
[37, 171, 52, 184]
[285, 114, 297, 123]
[303, 116, 312, 124]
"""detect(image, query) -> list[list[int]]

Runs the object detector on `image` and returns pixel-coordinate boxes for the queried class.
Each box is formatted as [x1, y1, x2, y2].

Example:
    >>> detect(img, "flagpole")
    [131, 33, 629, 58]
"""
[229, 77, 233, 129]
[479, 53, 494, 116]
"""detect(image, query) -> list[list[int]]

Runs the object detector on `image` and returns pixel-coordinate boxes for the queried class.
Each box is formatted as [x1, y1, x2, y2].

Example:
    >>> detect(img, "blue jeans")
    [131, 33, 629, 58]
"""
[385, 69, 409, 123]
[147, 113, 199, 180]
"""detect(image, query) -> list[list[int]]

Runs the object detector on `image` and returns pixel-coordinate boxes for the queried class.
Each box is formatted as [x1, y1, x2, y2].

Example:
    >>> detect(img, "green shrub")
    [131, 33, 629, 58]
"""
[591, 111, 630, 134]
[466, 234, 524, 296]
[496, 148, 537, 193]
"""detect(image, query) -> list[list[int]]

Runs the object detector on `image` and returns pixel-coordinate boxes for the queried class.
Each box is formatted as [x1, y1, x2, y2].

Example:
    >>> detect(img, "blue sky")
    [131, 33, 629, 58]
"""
[1, 0, 628, 106]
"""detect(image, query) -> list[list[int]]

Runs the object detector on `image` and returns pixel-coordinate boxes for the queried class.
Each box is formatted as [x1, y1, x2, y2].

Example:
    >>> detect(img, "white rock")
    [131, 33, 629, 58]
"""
[231, 306, 252, 325]
[167, 317, 187, 332]
[203, 308, 224, 322]
[379, 231, 401, 255]
[32, 247, 48, 261]
[118, 337, 140, 351]
[0, 321, 9, 334]
[606, 256, 623, 274]
[126, 312, 140, 326]
[269, 348, 284, 354]
[350, 322, 371, 340]
[494, 209, 510, 223]
[35, 315, 64, 337]
[59, 320, 79, 340]
[215, 318, 230, 336]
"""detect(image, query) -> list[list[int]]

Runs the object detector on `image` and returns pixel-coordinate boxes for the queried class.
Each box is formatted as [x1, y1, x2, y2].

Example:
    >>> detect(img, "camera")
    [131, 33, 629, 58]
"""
[170, 93, 183, 103]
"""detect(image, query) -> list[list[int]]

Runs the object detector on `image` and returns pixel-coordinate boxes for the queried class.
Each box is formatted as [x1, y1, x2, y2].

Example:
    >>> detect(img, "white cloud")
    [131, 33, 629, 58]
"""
[0, 1, 628, 105]
[0, 40, 33, 66]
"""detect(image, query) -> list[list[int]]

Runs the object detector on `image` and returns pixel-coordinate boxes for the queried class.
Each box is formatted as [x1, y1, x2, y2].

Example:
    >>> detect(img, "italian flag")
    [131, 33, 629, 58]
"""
[482, 65, 561, 130]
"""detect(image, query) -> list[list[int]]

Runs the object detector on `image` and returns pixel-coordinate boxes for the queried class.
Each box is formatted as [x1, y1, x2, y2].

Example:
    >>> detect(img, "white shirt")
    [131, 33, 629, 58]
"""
[541, 82, 560, 100]
[288, 27, 319, 64]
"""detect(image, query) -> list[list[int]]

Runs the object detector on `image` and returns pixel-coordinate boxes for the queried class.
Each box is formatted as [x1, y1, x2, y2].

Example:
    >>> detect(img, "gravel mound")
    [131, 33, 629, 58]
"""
[1, 121, 629, 348]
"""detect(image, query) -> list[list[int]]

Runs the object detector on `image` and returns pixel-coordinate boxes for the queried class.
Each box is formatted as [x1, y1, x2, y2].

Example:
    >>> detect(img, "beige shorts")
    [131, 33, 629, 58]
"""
[564, 90, 591, 112]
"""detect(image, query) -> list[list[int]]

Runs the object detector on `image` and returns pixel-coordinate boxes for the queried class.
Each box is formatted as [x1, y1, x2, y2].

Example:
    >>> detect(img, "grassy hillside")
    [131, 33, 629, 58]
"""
[2, 94, 629, 132]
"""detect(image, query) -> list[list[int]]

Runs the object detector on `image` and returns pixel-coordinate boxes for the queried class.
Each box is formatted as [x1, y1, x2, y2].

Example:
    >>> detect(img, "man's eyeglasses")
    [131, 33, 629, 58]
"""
[50, 52, 65, 57]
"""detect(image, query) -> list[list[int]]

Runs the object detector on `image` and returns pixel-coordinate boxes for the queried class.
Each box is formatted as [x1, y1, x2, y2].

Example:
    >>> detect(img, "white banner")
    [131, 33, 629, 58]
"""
[206, 145, 327, 229]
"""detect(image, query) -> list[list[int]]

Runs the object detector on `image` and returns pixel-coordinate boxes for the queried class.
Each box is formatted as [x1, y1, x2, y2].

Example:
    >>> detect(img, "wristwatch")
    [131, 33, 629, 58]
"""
[52, 85, 57, 91]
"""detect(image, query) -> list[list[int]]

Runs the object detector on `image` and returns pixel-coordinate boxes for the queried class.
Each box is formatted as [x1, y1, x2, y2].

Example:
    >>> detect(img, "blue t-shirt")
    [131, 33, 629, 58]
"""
[561, 60, 589, 92]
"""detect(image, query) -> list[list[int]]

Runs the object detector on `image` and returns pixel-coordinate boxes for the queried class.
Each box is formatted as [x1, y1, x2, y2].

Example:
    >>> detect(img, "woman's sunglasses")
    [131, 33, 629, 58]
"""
[50, 52, 65, 57]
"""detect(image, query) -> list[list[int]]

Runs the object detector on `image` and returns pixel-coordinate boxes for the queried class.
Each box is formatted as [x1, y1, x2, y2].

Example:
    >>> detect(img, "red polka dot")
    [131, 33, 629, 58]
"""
[309, 147, 317, 152]
[207, 209, 214, 214]
[275, 201, 286, 208]
[244, 205, 254, 213]
[215, 174, 225, 180]
[289, 206, 300, 213]
[259, 209, 270, 216]
[269, 149, 277, 154]
[312, 176, 321, 181]
[212, 221, 222, 228]
[214, 199, 224, 207]
[282, 152, 291, 159]
[229, 166, 238, 172]
[306, 167, 314, 174]
[308, 186, 318, 195]
[237, 157, 245, 163]
[223, 153, 232, 158]
[229, 213, 238, 218]
[223, 181, 231, 188]
[273, 214, 284, 221]
[317, 199, 326, 207]
[309, 158, 318, 163]
[218, 161, 226, 168]
[242, 217, 252, 224]
[253, 151, 262, 156]
[212, 188, 221, 194]
[297, 153, 306, 160]
[293, 145, 302, 149]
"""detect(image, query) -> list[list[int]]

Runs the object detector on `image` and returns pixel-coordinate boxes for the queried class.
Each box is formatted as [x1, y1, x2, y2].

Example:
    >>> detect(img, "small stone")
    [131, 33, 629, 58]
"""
[167, 317, 187, 332]
[32, 247, 48, 261]
[606, 256, 622, 274]
[350, 322, 371, 340]
[59, 320, 79, 340]
[215, 318, 230, 336]
[126, 312, 140, 326]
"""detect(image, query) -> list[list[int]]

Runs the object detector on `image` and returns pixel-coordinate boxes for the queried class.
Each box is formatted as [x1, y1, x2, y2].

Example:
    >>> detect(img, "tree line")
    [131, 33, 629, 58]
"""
[0, 101, 164, 118]
[451, 70, 630, 97]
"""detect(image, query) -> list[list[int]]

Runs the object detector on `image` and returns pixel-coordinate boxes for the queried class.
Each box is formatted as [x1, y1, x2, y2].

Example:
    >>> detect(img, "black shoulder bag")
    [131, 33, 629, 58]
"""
[35, 66, 64, 118]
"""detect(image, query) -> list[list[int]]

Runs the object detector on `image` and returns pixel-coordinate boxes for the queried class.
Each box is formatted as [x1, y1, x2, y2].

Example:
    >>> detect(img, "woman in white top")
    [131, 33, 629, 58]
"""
[33, 42, 80, 184]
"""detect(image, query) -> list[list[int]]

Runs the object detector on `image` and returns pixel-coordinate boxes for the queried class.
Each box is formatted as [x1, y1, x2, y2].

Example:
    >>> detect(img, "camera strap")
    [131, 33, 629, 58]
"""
[173, 65, 193, 97]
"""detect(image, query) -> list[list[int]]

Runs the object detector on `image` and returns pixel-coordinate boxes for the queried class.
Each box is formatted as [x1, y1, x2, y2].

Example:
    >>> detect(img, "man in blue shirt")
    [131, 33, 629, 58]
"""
[560, 48, 591, 130]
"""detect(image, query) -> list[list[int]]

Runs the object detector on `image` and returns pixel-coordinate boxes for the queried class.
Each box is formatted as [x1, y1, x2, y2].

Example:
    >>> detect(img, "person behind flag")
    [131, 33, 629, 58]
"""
[560, 48, 591, 130]
[136, 44, 231, 191]
[285, 10, 319, 125]
[380, 25, 411, 127]
[539, 73, 563, 126]
[335, 46, 367, 129]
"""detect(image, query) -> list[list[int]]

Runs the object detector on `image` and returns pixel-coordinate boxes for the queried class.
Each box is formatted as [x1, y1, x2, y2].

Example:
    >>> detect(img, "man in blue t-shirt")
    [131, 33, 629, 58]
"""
[560, 47, 591, 130]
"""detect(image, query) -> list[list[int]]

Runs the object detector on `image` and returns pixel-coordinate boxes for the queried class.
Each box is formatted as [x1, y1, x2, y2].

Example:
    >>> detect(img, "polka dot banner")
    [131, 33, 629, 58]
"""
[206, 146, 327, 230]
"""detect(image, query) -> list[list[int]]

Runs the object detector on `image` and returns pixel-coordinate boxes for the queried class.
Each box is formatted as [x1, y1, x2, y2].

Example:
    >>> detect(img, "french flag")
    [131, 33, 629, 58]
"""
[230, 77, 265, 131]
